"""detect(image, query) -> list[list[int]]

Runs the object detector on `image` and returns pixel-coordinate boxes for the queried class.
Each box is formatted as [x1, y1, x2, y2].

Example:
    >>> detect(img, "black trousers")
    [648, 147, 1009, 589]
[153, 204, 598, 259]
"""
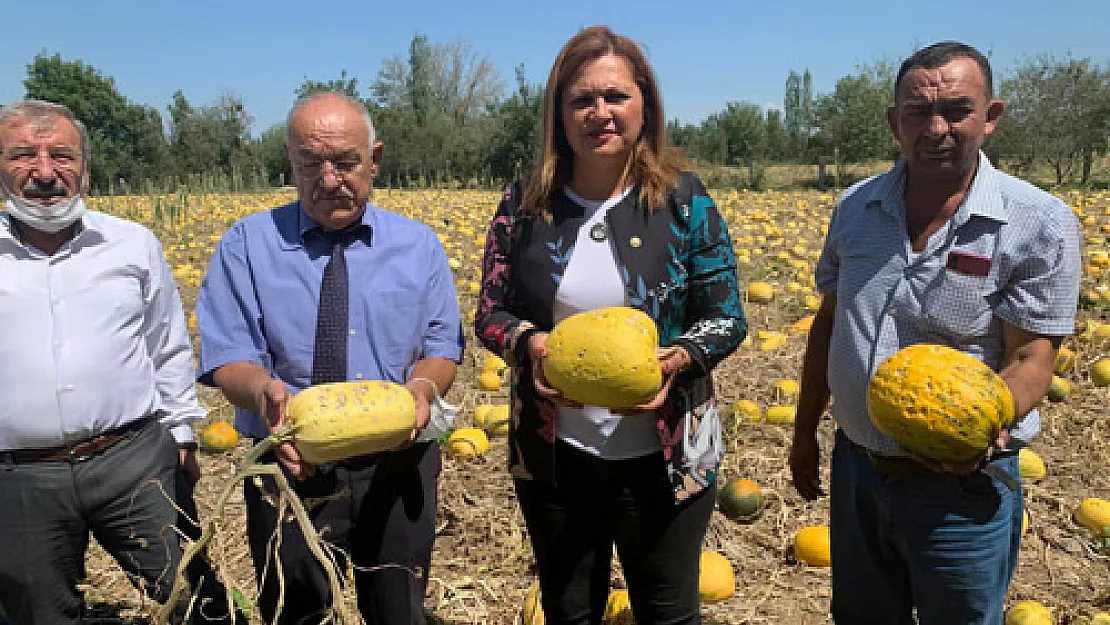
[0, 420, 180, 625]
[243, 442, 440, 625]
[515, 441, 717, 625]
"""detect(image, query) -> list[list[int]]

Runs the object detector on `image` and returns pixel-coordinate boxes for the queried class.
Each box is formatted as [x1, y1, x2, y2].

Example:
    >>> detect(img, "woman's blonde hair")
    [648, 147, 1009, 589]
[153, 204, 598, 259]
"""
[522, 26, 686, 215]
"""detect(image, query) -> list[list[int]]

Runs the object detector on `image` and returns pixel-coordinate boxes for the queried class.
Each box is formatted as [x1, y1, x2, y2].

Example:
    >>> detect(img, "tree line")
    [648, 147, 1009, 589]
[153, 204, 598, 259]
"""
[15, 38, 1110, 194]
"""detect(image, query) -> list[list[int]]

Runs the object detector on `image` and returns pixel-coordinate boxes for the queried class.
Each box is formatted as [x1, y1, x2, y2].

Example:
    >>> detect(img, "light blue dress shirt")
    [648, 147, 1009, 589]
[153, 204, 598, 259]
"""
[196, 201, 464, 438]
[816, 153, 1083, 455]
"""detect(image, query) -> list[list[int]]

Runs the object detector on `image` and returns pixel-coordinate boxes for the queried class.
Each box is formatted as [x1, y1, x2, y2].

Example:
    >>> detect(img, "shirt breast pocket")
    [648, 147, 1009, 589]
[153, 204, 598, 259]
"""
[366, 291, 425, 369]
[919, 270, 995, 338]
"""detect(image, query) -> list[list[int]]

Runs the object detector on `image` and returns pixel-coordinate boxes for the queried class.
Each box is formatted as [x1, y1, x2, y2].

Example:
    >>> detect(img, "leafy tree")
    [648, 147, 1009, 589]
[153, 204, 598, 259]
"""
[23, 53, 170, 192]
[811, 61, 896, 164]
[295, 70, 362, 100]
[993, 56, 1110, 185]
[168, 91, 257, 186]
[485, 65, 542, 182]
[783, 69, 814, 159]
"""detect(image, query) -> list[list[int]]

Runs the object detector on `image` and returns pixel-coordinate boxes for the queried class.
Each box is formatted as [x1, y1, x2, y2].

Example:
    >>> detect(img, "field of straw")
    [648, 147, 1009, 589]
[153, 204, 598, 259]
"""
[79, 186, 1110, 624]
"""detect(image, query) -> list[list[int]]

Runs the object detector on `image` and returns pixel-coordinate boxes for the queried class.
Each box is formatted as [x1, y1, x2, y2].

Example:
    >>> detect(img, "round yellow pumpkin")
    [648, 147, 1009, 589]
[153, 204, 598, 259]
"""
[718, 477, 763, 523]
[793, 525, 831, 567]
[478, 370, 503, 391]
[1053, 346, 1075, 375]
[473, 404, 510, 437]
[698, 551, 735, 603]
[1091, 359, 1110, 388]
[1018, 448, 1047, 481]
[445, 427, 490, 459]
[746, 281, 775, 303]
[199, 421, 240, 452]
[764, 405, 796, 424]
[543, 307, 662, 408]
[867, 344, 1014, 464]
[1005, 600, 1053, 625]
[730, 399, 761, 422]
[1074, 498, 1110, 535]
[1045, 376, 1071, 403]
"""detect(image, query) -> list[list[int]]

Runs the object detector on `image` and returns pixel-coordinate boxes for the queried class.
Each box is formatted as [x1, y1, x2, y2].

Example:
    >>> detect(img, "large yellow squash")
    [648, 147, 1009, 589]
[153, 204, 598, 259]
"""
[285, 381, 416, 464]
[867, 344, 1015, 464]
[698, 551, 735, 603]
[544, 307, 662, 408]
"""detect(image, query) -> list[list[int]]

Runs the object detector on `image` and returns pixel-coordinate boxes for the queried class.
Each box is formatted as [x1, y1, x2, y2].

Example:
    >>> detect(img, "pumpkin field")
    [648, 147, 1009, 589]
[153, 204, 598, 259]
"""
[78, 185, 1110, 624]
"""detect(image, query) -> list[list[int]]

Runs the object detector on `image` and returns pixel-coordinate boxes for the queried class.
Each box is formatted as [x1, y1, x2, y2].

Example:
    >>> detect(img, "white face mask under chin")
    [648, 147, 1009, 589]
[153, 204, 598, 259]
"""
[4, 193, 87, 234]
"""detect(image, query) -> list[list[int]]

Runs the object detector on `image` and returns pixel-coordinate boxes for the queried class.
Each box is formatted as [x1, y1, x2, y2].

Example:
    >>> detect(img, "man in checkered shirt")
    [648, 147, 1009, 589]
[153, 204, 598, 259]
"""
[790, 41, 1082, 625]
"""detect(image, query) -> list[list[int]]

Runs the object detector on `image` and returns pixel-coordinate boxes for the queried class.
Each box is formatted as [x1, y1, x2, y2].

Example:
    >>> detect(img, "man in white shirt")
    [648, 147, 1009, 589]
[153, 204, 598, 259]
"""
[0, 100, 207, 624]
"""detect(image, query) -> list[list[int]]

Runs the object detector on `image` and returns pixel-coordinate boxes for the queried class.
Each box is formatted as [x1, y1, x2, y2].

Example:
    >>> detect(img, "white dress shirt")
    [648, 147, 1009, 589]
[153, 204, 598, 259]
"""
[0, 211, 205, 450]
[553, 187, 662, 460]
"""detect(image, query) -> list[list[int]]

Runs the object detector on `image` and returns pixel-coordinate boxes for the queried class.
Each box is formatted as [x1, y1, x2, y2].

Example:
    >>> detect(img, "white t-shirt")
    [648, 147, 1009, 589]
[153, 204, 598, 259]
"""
[552, 187, 663, 459]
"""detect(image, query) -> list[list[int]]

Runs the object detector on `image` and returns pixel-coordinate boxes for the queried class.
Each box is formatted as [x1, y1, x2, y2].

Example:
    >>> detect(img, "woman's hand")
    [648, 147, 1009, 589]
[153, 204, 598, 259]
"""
[617, 346, 692, 414]
[528, 332, 581, 406]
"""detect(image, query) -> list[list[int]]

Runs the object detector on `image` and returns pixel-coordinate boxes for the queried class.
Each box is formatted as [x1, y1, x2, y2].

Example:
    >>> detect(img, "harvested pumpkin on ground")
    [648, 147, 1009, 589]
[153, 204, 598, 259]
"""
[718, 477, 764, 523]
[698, 551, 735, 603]
[199, 421, 240, 452]
[1053, 346, 1075, 375]
[746, 281, 775, 303]
[478, 369, 503, 390]
[1046, 376, 1071, 402]
[473, 404, 510, 437]
[1018, 448, 1047, 481]
[1074, 498, 1110, 535]
[765, 405, 796, 424]
[446, 427, 490, 459]
[1092, 359, 1110, 388]
[729, 399, 761, 422]
[867, 344, 1014, 464]
[1006, 600, 1053, 625]
[543, 307, 661, 408]
[793, 525, 831, 567]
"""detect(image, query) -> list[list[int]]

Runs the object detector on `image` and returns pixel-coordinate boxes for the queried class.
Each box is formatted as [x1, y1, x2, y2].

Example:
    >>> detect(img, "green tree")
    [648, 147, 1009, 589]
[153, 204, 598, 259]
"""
[783, 69, 814, 159]
[168, 91, 258, 188]
[811, 61, 896, 165]
[295, 70, 362, 100]
[23, 52, 170, 192]
[485, 65, 542, 183]
[993, 56, 1110, 185]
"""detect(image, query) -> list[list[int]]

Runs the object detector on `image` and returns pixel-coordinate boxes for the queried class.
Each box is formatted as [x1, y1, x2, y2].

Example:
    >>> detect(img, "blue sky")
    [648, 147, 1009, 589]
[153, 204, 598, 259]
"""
[2, 0, 1107, 135]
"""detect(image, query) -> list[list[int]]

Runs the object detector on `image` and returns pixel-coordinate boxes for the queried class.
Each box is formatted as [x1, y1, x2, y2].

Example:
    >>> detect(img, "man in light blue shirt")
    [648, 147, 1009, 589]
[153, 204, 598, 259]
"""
[790, 42, 1081, 624]
[197, 93, 463, 624]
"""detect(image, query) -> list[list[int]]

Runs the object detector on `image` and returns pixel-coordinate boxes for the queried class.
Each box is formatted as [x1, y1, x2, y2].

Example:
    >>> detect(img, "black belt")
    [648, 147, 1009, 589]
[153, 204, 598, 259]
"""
[1, 416, 155, 464]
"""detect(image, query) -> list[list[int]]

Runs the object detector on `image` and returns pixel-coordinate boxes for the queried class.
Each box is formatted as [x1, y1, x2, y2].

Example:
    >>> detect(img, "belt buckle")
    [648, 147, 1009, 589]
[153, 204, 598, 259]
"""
[68, 444, 97, 463]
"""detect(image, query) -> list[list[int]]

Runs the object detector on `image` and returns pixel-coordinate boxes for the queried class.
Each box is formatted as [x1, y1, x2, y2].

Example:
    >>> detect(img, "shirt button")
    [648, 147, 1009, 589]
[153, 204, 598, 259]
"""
[58, 384, 75, 392]
[349, 329, 356, 336]
[355, 373, 363, 380]
[53, 340, 63, 348]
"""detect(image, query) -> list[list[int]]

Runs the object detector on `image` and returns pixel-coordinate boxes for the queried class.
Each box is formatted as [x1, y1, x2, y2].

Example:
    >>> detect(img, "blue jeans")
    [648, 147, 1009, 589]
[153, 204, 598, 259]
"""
[829, 430, 1023, 625]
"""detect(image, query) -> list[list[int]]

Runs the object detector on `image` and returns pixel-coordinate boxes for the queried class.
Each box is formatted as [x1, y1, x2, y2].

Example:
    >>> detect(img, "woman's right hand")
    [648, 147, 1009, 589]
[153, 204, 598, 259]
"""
[528, 332, 580, 406]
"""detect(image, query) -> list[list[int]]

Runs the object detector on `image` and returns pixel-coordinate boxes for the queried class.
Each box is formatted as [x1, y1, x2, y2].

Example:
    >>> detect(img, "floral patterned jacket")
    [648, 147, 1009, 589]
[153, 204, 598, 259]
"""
[474, 172, 747, 502]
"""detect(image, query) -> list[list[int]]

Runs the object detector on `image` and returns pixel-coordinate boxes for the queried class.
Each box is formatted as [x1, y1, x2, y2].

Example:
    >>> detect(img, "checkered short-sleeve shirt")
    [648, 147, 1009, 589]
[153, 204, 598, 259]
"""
[815, 152, 1083, 455]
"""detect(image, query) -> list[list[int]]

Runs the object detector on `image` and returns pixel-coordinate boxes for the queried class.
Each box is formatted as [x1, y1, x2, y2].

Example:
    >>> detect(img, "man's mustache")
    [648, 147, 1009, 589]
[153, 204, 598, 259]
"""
[22, 181, 69, 199]
[313, 186, 355, 200]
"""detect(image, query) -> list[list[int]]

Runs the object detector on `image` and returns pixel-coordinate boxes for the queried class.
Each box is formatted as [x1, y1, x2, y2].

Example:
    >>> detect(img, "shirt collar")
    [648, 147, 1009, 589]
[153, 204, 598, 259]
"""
[295, 201, 375, 246]
[866, 151, 1008, 225]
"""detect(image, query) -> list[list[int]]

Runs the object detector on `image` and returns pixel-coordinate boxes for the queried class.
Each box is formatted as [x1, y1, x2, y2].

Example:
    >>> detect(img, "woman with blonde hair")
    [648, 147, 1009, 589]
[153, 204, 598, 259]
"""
[475, 26, 746, 624]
